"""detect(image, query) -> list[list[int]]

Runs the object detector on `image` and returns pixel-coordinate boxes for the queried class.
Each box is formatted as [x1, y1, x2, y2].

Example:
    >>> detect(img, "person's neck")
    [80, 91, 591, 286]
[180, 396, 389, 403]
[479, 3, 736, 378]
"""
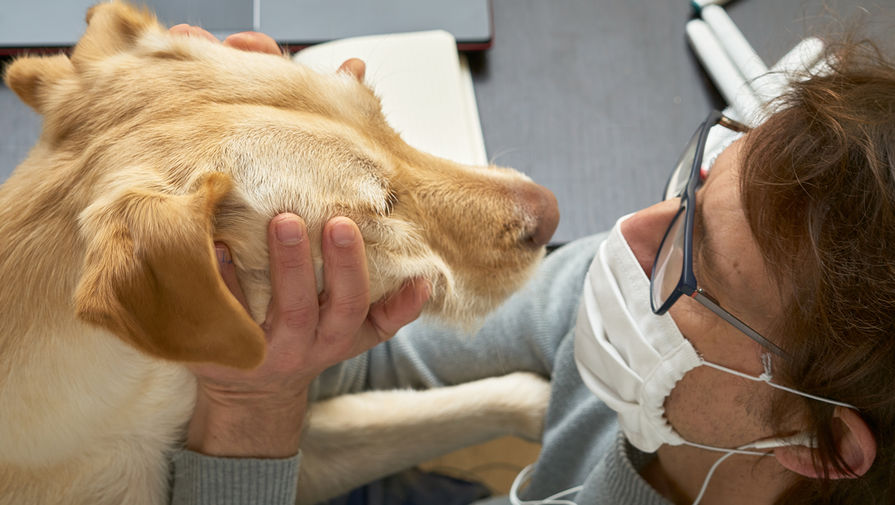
[640, 443, 794, 505]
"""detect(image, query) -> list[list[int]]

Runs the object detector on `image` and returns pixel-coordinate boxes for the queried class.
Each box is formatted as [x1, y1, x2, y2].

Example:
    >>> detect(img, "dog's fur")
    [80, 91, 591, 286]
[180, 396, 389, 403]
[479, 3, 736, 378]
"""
[0, 3, 555, 504]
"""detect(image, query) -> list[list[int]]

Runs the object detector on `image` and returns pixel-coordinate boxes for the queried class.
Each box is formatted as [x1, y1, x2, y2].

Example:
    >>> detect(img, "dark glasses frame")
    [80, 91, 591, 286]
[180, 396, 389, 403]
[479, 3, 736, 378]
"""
[650, 110, 788, 357]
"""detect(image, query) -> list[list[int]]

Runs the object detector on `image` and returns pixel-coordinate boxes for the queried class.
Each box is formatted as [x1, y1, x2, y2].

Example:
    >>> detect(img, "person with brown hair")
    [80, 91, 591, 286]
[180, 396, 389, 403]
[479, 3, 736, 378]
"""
[731, 38, 895, 502]
[174, 27, 895, 505]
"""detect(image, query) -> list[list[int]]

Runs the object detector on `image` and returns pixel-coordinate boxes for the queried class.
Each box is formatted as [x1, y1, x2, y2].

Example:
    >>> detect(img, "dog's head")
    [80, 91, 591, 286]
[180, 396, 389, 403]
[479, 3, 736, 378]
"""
[3, 2, 558, 369]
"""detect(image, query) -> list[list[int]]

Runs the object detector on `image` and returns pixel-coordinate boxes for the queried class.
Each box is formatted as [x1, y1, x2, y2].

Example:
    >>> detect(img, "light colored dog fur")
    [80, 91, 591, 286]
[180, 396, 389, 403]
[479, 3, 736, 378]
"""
[0, 3, 556, 504]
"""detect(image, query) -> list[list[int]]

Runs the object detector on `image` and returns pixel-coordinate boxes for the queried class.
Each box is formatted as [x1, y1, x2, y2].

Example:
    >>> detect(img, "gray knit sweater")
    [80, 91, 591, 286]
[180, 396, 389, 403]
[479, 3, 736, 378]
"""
[170, 234, 672, 505]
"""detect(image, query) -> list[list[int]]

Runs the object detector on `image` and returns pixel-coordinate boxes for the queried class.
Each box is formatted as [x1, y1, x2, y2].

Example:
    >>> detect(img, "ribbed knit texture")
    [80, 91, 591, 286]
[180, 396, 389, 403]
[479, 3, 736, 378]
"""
[170, 450, 300, 505]
[574, 432, 670, 505]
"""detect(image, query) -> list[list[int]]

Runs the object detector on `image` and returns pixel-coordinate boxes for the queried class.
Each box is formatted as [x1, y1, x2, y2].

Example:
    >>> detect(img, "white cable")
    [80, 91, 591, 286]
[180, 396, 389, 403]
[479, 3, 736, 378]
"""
[690, 450, 737, 505]
[510, 464, 584, 505]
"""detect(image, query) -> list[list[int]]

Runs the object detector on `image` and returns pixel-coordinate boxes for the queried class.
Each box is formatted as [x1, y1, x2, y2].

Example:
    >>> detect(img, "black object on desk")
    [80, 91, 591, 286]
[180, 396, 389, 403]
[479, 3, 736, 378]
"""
[0, 0, 493, 55]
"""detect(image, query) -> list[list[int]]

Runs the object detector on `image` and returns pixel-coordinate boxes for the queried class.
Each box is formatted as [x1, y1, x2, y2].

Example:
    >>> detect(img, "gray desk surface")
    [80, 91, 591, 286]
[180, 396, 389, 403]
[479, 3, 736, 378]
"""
[2, 0, 893, 244]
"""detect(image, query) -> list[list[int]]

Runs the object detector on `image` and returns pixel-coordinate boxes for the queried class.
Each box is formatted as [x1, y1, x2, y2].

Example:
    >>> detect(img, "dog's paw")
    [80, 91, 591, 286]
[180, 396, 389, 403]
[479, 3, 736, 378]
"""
[482, 372, 552, 442]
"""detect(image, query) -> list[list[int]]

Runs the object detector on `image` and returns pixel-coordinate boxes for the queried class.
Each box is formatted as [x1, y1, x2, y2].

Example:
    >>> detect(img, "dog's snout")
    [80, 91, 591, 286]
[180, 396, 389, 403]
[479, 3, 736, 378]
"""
[519, 183, 559, 248]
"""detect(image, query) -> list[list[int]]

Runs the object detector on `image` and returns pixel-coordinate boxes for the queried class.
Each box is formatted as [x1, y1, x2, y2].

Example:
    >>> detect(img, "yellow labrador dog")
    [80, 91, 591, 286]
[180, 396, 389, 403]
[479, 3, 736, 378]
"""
[0, 3, 557, 504]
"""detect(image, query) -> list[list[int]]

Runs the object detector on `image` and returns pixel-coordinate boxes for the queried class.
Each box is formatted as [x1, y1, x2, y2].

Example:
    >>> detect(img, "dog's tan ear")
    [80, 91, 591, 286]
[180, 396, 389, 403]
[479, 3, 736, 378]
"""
[75, 172, 266, 369]
[3, 54, 74, 113]
[71, 1, 161, 66]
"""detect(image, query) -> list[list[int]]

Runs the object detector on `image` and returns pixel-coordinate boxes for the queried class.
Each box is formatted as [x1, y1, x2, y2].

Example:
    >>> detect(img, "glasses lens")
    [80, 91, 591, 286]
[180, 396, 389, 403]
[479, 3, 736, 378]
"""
[664, 128, 702, 201]
[652, 204, 687, 311]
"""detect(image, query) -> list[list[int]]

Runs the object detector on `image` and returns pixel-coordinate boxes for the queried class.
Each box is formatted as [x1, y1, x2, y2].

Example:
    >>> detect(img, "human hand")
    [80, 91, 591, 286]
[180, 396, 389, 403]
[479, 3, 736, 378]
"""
[187, 215, 430, 457]
[169, 23, 282, 55]
[168, 24, 367, 79]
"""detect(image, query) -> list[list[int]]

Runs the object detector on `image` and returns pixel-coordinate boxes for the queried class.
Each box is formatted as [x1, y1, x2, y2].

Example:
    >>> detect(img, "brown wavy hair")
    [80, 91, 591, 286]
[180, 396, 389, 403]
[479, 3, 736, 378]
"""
[739, 37, 895, 503]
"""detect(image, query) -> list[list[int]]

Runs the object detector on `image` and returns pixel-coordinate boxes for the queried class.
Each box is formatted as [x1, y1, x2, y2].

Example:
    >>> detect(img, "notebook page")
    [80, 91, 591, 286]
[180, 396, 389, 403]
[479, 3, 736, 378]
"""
[292, 30, 487, 166]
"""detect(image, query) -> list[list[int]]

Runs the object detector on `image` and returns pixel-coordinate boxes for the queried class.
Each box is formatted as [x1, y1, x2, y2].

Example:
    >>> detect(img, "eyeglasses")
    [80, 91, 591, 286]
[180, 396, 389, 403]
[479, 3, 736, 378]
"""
[650, 110, 788, 357]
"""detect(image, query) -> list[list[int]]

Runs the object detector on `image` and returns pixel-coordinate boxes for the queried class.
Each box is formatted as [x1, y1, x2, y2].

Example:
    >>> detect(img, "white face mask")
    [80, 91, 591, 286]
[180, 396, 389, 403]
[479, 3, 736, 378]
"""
[573, 215, 852, 454]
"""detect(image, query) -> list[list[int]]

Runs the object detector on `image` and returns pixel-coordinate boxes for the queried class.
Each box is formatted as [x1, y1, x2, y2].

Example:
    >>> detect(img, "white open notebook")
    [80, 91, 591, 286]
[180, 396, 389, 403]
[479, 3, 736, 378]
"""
[292, 30, 488, 167]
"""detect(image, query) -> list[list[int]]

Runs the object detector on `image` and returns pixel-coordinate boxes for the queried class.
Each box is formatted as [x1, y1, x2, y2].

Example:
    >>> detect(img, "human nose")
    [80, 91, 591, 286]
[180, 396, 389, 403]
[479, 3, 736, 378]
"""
[619, 199, 681, 278]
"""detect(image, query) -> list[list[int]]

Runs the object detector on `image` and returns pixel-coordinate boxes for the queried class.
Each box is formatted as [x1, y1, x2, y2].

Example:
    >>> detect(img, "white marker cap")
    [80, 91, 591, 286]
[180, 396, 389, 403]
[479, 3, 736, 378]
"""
[690, 0, 733, 10]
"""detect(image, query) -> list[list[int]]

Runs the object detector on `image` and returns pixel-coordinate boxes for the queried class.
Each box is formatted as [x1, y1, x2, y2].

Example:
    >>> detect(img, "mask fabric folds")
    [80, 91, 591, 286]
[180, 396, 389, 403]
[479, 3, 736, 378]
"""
[574, 213, 700, 452]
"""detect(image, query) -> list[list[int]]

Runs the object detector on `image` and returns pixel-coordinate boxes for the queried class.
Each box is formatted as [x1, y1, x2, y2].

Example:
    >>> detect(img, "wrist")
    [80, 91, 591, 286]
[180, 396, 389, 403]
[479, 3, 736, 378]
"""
[187, 388, 310, 458]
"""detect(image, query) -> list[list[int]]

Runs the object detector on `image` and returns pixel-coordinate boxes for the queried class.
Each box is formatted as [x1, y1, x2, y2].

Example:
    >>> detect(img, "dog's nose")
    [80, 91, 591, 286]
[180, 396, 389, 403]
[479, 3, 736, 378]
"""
[520, 183, 559, 248]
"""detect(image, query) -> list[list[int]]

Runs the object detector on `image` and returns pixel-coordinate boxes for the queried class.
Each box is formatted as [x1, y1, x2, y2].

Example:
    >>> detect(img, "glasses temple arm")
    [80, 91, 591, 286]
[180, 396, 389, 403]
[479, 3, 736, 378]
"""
[692, 289, 789, 358]
[719, 115, 751, 133]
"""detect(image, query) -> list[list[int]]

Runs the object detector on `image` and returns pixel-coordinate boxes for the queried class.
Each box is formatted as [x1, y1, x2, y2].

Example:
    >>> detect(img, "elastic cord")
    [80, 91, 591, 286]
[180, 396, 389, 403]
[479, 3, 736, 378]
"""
[700, 359, 855, 409]
[510, 464, 584, 505]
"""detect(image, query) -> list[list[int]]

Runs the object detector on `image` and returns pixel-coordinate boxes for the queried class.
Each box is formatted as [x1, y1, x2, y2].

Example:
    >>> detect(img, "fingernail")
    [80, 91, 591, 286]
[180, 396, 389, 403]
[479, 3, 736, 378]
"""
[330, 220, 356, 248]
[275, 218, 303, 245]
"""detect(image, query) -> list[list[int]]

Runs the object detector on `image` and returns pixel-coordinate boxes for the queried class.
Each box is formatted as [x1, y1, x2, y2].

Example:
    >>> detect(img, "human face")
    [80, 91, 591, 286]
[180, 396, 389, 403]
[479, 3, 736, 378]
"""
[651, 112, 785, 357]
[621, 136, 789, 447]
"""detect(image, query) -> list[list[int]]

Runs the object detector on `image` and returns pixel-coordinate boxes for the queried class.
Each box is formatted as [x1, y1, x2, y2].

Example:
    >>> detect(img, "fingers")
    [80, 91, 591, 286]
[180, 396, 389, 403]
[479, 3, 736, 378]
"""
[169, 24, 282, 56]
[223, 32, 282, 55]
[169, 24, 218, 43]
[217, 214, 423, 383]
[367, 278, 430, 338]
[214, 243, 250, 309]
[317, 217, 371, 344]
[337, 58, 366, 81]
[267, 214, 319, 338]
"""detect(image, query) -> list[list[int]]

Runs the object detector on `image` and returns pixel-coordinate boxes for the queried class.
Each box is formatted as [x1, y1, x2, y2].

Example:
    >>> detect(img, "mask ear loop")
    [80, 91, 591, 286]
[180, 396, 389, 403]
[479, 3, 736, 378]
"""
[700, 354, 856, 409]
[686, 355, 839, 505]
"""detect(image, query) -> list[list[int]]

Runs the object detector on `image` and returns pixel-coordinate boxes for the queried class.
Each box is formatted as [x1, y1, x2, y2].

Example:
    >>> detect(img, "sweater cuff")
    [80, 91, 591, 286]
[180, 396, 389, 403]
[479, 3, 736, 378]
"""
[170, 450, 301, 505]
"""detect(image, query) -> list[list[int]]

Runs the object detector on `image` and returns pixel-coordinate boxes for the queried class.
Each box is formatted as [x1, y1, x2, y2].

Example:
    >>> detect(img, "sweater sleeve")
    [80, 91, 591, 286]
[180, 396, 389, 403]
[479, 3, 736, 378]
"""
[169, 450, 301, 505]
[312, 234, 602, 401]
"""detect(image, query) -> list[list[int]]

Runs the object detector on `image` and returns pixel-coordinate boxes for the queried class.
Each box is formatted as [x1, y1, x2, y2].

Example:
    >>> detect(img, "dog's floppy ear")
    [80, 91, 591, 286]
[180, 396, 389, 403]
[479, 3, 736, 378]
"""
[71, 1, 161, 67]
[75, 172, 266, 369]
[3, 54, 74, 113]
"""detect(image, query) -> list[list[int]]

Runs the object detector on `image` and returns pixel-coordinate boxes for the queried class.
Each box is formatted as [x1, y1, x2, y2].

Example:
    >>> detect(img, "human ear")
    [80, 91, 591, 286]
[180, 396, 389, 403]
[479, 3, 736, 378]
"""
[774, 407, 876, 479]
[74, 173, 266, 369]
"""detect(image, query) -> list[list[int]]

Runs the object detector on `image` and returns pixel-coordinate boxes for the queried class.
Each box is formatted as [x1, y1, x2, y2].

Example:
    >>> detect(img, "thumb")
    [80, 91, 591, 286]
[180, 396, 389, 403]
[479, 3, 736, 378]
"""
[367, 278, 431, 339]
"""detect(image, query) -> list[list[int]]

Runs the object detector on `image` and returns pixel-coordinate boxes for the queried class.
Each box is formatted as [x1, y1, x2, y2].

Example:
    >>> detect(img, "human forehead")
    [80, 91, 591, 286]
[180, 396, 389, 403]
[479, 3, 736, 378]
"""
[695, 137, 781, 321]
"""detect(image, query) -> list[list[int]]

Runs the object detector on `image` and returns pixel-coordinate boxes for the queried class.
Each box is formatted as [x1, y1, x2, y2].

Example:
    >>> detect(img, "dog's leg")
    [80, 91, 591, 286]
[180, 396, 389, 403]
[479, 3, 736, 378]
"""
[296, 372, 550, 504]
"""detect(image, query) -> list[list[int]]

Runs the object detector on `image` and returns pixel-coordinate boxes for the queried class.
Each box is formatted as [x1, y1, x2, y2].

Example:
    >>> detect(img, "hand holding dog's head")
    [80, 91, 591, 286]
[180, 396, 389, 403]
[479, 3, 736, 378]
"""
[3, 2, 558, 369]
